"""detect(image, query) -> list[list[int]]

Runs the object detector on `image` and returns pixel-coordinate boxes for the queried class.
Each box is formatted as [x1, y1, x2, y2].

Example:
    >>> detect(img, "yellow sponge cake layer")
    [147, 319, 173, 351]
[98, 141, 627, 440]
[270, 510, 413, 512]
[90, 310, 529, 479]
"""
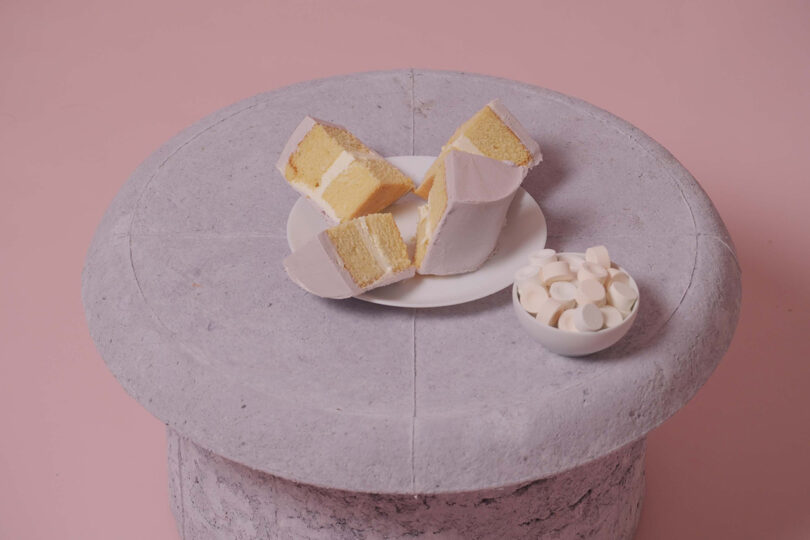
[415, 160, 448, 269]
[326, 219, 382, 288]
[414, 100, 541, 199]
[322, 160, 383, 221]
[321, 157, 413, 221]
[326, 213, 414, 289]
[278, 117, 414, 222]
[464, 107, 533, 165]
[285, 124, 347, 189]
[364, 213, 412, 274]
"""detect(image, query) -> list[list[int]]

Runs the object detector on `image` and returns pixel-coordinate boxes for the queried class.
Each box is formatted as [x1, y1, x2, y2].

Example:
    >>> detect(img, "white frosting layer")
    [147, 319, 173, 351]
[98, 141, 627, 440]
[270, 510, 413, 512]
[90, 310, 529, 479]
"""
[368, 265, 416, 289]
[283, 231, 363, 299]
[417, 204, 429, 236]
[289, 150, 356, 223]
[319, 151, 356, 197]
[276, 116, 317, 175]
[357, 216, 416, 289]
[357, 218, 392, 274]
[488, 99, 543, 167]
[418, 151, 528, 276]
[449, 134, 484, 156]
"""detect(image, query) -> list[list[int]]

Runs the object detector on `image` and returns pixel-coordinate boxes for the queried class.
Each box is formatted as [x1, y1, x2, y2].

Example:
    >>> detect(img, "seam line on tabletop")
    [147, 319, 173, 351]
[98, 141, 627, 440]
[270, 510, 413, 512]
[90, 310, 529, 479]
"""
[411, 310, 417, 492]
[127, 99, 266, 336]
[640, 158, 698, 332]
[409, 67, 417, 493]
[580, 103, 701, 332]
[410, 67, 415, 156]
[178, 434, 186, 540]
[131, 231, 288, 240]
[699, 232, 741, 272]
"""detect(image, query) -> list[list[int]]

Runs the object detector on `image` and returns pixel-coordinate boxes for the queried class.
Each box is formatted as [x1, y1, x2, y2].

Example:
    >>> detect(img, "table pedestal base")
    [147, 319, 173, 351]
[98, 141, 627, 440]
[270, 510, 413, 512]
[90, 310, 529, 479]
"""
[167, 428, 645, 539]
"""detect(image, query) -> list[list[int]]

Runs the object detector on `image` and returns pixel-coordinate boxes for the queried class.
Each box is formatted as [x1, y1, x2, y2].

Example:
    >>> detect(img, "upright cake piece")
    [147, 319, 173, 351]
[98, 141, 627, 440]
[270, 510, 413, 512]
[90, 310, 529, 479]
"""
[277, 117, 414, 223]
[415, 150, 528, 276]
[284, 213, 415, 299]
[414, 99, 542, 199]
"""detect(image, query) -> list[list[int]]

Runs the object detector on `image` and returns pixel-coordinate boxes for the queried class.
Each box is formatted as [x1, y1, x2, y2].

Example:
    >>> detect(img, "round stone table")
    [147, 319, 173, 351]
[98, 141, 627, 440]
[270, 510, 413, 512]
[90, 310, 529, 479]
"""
[82, 70, 741, 539]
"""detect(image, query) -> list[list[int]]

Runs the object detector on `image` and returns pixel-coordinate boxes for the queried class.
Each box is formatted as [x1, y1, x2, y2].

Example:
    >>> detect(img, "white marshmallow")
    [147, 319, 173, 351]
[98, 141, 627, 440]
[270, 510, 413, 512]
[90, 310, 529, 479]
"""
[607, 268, 631, 287]
[519, 287, 549, 314]
[600, 305, 624, 328]
[577, 261, 608, 284]
[549, 281, 577, 309]
[574, 303, 605, 332]
[607, 281, 638, 314]
[515, 267, 545, 298]
[557, 309, 579, 332]
[585, 245, 611, 269]
[534, 298, 566, 326]
[514, 265, 540, 284]
[541, 261, 575, 285]
[518, 279, 547, 300]
[528, 248, 557, 268]
[575, 279, 607, 307]
[558, 253, 585, 273]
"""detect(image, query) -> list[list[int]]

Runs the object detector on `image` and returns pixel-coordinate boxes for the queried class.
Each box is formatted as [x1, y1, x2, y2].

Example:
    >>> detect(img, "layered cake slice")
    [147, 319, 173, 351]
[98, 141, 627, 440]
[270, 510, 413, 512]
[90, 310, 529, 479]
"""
[284, 213, 415, 299]
[277, 117, 414, 223]
[415, 150, 528, 276]
[414, 99, 542, 199]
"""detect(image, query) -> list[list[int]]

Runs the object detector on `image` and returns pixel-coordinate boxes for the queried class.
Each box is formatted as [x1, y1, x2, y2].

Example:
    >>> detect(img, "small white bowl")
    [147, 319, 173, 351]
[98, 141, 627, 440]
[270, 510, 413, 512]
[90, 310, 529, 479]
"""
[512, 253, 639, 357]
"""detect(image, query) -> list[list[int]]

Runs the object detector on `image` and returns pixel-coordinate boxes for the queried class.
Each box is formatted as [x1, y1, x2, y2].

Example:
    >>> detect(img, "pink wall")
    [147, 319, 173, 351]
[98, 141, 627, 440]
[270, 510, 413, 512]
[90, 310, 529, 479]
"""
[2, 1, 809, 538]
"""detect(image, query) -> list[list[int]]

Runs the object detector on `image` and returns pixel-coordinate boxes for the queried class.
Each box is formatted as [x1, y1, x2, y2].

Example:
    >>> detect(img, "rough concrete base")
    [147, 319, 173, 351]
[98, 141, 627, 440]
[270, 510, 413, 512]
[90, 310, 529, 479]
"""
[167, 428, 645, 540]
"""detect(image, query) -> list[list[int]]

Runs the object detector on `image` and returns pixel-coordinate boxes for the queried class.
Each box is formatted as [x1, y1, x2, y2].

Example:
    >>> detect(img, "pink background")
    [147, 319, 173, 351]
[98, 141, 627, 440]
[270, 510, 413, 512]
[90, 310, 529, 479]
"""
[2, 0, 809, 538]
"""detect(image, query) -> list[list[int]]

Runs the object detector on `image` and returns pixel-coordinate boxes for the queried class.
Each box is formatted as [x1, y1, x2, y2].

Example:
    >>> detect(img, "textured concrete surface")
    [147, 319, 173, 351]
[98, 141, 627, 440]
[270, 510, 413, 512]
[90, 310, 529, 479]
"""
[82, 70, 742, 494]
[167, 428, 645, 540]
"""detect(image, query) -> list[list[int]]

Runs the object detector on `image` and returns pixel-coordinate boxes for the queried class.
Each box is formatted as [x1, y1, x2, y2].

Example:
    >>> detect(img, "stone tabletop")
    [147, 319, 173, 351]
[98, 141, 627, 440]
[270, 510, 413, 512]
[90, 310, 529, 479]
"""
[82, 70, 741, 495]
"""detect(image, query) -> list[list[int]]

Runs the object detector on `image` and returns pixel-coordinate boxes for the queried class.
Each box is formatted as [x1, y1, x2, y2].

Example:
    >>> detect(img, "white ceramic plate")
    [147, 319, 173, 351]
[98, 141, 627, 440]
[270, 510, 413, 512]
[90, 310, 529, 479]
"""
[286, 155, 547, 308]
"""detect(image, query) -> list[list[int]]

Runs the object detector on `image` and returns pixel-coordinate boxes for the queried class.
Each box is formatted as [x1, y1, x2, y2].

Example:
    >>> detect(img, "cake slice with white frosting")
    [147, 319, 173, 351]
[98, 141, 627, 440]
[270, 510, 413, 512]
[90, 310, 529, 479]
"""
[415, 150, 528, 276]
[414, 99, 542, 199]
[277, 117, 414, 223]
[284, 213, 414, 299]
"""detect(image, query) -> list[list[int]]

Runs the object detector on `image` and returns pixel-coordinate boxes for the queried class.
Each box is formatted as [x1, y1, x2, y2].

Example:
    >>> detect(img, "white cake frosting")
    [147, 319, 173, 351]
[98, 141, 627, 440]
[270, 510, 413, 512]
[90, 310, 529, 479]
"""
[283, 232, 362, 299]
[276, 116, 318, 174]
[418, 151, 528, 276]
[355, 218, 415, 289]
[449, 134, 485, 156]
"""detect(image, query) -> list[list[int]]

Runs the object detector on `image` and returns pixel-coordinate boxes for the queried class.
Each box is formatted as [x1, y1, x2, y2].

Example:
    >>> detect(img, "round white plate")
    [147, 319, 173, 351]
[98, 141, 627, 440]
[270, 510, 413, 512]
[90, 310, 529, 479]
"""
[286, 155, 547, 308]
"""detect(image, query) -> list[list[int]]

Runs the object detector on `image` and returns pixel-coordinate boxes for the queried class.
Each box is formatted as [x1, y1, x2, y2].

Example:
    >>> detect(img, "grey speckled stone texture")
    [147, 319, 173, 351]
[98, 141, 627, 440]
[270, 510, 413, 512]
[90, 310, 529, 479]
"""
[168, 428, 645, 540]
[82, 68, 741, 510]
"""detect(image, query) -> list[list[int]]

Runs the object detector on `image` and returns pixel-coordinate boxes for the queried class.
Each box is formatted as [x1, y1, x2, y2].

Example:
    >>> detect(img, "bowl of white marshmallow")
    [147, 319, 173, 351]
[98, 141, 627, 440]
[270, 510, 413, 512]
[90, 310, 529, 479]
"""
[512, 245, 640, 356]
